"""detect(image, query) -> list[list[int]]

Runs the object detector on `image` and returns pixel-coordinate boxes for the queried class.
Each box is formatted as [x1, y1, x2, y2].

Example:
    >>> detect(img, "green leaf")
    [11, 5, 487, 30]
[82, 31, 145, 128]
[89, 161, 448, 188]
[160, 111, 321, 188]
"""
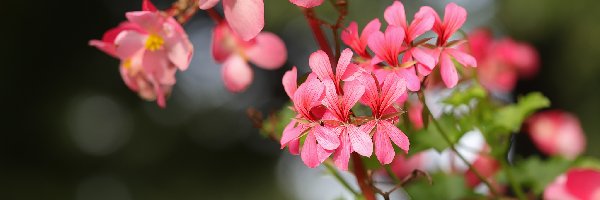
[260, 102, 295, 139]
[443, 83, 487, 106]
[409, 114, 465, 153]
[574, 156, 600, 170]
[404, 173, 477, 200]
[497, 156, 572, 195]
[493, 92, 550, 132]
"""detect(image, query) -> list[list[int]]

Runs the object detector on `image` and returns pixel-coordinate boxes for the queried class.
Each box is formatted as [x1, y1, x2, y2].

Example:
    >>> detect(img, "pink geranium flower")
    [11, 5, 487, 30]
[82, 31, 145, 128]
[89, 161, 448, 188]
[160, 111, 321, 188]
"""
[526, 110, 586, 159]
[545, 168, 600, 200]
[358, 73, 410, 164]
[212, 22, 287, 92]
[342, 19, 381, 59]
[289, 0, 325, 8]
[199, 0, 264, 41]
[90, 0, 193, 108]
[384, 1, 436, 75]
[423, 3, 477, 88]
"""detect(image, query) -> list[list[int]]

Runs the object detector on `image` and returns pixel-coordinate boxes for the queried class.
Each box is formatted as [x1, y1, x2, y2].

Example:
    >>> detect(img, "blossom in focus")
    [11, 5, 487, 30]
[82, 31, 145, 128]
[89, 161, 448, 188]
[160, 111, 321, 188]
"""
[358, 73, 410, 164]
[545, 168, 600, 200]
[526, 110, 586, 159]
[199, 0, 264, 41]
[212, 22, 287, 92]
[289, 0, 325, 8]
[89, 0, 193, 108]
[342, 19, 381, 59]
[423, 3, 477, 88]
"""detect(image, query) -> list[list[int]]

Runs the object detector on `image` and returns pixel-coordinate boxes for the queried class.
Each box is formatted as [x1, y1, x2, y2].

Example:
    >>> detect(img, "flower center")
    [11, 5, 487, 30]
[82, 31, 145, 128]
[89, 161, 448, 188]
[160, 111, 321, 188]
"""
[145, 34, 164, 51]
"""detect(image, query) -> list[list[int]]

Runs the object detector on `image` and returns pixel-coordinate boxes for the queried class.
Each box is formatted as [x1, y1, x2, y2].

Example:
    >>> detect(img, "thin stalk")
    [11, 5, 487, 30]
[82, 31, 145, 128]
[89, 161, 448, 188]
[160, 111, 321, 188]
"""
[351, 153, 377, 200]
[384, 165, 401, 184]
[302, 8, 334, 60]
[503, 160, 527, 200]
[324, 161, 360, 197]
[418, 91, 500, 197]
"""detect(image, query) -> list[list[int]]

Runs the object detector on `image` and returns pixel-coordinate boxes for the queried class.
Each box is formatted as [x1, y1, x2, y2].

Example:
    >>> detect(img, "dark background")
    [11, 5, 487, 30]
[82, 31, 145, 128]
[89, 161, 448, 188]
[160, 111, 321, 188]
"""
[2, 0, 599, 199]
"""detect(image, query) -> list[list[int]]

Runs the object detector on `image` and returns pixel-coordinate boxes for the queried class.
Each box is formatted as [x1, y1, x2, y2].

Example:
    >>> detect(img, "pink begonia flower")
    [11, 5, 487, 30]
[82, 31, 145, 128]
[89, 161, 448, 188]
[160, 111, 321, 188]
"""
[341, 19, 381, 58]
[384, 1, 436, 75]
[89, 0, 193, 108]
[368, 27, 422, 91]
[280, 67, 336, 168]
[408, 99, 424, 130]
[289, 0, 325, 8]
[526, 110, 586, 159]
[545, 168, 600, 200]
[199, 0, 264, 41]
[358, 73, 410, 164]
[212, 22, 287, 92]
[423, 3, 477, 88]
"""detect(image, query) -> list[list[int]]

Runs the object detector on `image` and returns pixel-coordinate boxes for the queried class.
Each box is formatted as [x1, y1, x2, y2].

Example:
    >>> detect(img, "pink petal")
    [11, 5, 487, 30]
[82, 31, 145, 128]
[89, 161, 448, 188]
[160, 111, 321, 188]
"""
[312, 125, 340, 150]
[384, 1, 407, 29]
[544, 174, 578, 200]
[114, 31, 146, 60]
[374, 126, 395, 164]
[379, 120, 409, 153]
[246, 32, 287, 69]
[142, 0, 158, 12]
[440, 52, 458, 88]
[141, 50, 170, 80]
[164, 21, 194, 71]
[281, 120, 305, 148]
[335, 48, 354, 81]
[347, 125, 373, 157]
[89, 40, 117, 57]
[293, 78, 324, 119]
[289, 0, 325, 8]
[361, 19, 382, 44]
[565, 169, 600, 200]
[367, 31, 387, 63]
[333, 129, 352, 170]
[441, 3, 467, 42]
[341, 22, 360, 53]
[223, 0, 264, 41]
[301, 132, 321, 168]
[288, 138, 300, 155]
[198, 0, 220, 9]
[379, 73, 406, 113]
[125, 11, 162, 32]
[308, 50, 334, 81]
[211, 23, 233, 63]
[412, 47, 436, 70]
[446, 48, 477, 67]
[321, 79, 344, 121]
[396, 68, 420, 92]
[419, 6, 442, 37]
[406, 7, 435, 42]
[282, 67, 298, 99]
[383, 26, 405, 66]
[222, 55, 253, 92]
[341, 80, 366, 113]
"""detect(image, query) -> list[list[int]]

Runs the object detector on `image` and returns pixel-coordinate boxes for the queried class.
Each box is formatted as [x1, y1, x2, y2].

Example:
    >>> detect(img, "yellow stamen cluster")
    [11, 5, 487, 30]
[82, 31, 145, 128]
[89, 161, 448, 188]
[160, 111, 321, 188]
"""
[145, 34, 164, 51]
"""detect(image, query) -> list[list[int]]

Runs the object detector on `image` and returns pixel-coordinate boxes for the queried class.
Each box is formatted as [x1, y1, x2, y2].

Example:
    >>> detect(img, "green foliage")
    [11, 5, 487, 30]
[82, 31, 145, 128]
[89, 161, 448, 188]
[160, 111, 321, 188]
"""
[410, 113, 465, 153]
[444, 83, 487, 106]
[260, 102, 295, 139]
[497, 156, 572, 195]
[574, 156, 600, 170]
[404, 173, 477, 200]
[492, 92, 550, 133]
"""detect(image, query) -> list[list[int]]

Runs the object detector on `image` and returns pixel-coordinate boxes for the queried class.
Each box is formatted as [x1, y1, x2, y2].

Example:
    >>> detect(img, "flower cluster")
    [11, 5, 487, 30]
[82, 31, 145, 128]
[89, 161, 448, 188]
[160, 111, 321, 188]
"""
[280, 1, 477, 169]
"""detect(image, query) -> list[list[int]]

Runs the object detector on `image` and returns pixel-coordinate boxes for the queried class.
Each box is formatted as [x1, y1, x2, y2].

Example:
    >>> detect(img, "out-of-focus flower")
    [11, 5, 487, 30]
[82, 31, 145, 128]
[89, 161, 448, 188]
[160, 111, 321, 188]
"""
[526, 110, 586, 159]
[464, 153, 500, 188]
[358, 73, 409, 164]
[89, 0, 193, 108]
[342, 19, 381, 59]
[408, 99, 424, 130]
[199, 0, 264, 41]
[289, 0, 325, 8]
[423, 3, 477, 88]
[212, 22, 287, 92]
[545, 168, 600, 200]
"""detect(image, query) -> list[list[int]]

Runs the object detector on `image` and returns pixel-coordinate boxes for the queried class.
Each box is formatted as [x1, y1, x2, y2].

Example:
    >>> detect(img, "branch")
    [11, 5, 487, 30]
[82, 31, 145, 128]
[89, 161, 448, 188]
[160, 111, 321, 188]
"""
[351, 153, 377, 200]
[302, 8, 334, 62]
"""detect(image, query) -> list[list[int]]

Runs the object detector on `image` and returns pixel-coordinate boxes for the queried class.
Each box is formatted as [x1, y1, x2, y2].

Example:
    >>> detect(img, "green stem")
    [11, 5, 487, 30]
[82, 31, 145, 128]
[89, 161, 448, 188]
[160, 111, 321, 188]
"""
[418, 91, 500, 197]
[324, 161, 360, 197]
[503, 160, 527, 200]
[384, 165, 401, 184]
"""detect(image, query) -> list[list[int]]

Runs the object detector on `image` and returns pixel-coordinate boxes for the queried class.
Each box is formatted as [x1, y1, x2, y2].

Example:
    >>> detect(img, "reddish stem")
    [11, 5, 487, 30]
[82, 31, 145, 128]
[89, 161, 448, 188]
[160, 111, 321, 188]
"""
[206, 8, 223, 23]
[351, 153, 377, 200]
[302, 8, 334, 62]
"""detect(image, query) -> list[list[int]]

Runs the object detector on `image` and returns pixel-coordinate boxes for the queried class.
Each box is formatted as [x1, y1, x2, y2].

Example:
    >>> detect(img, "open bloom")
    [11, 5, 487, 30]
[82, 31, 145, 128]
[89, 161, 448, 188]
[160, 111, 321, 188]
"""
[89, 0, 193, 107]
[212, 22, 287, 92]
[289, 0, 324, 8]
[358, 73, 410, 164]
[199, 0, 264, 41]
[384, 1, 436, 75]
[342, 19, 381, 59]
[526, 110, 586, 159]
[545, 168, 600, 200]
[423, 3, 477, 88]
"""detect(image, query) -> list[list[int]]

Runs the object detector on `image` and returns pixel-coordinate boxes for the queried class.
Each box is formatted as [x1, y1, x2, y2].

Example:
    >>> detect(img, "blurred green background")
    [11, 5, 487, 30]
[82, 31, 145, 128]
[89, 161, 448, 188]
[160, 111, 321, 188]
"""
[2, 0, 599, 199]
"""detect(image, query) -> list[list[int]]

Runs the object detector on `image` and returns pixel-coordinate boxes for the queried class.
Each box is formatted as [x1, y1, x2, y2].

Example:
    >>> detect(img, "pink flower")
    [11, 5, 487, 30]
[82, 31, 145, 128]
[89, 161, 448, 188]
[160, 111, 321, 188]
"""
[289, 0, 325, 8]
[390, 151, 430, 179]
[464, 154, 500, 188]
[384, 1, 436, 74]
[341, 19, 381, 58]
[199, 0, 264, 41]
[212, 22, 287, 92]
[526, 110, 586, 159]
[408, 100, 424, 130]
[545, 168, 600, 200]
[309, 49, 360, 93]
[89, 0, 193, 108]
[358, 73, 410, 164]
[423, 3, 477, 88]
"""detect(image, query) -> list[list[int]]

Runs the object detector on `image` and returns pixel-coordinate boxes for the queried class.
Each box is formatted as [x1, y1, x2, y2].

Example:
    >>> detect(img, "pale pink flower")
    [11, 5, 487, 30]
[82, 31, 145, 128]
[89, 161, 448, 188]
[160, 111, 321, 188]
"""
[90, 0, 193, 108]
[526, 110, 586, 159]
[423, 3, 477, 88]
[199, 0, 264, 41]
[545, 168, 600, 200]
[464, 154, 500, 188]
[384, 1, 436, 74]
[341, 19, 381, 58]
[358, 73, 410, 164]
[212, 22, 287, 92]
[289, 0, 325, 8]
